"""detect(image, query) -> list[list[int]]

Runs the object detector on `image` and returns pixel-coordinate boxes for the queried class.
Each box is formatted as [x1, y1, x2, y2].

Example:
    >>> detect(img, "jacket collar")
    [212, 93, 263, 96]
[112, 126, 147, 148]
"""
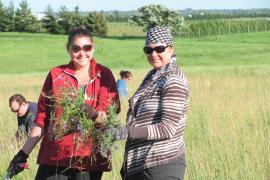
[62, 58, 100, 78]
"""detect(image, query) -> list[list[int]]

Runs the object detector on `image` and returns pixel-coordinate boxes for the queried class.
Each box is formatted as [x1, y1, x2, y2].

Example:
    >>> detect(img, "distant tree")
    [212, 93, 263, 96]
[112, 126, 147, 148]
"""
[57, 6, 85, 34]
[85, 12, 108, 36]
[5, 1, 15, 31]
[0, 0, 15, 32]
[57, 6, 71, 34]
[111, 10, 121, 22]
[181, 9, 270, 20]
[14, 0, 39, 32]
[0, 0, 6, 31]
[129, 4, 185, 34]
[70, 6, 85, 27]
[58, 6, 85, 34]
[42, 5, 63, 34]
[106, 10, 131, 22]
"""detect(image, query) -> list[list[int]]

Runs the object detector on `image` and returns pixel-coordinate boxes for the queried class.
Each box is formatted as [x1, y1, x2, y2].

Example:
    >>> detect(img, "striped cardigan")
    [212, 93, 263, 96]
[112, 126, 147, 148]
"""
[123, 57, 189, 177]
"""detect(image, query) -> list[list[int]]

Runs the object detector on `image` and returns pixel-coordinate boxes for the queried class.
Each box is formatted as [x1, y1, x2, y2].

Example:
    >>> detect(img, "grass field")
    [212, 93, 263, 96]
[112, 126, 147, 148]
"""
[1, 31, 270, 74]
[107, 22, 145, 37]
[0, 32, 269, 179]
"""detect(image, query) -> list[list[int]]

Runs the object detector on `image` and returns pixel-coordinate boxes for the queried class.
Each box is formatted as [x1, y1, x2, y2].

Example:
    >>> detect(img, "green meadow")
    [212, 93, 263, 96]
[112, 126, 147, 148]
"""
[0, 32, 269, 179]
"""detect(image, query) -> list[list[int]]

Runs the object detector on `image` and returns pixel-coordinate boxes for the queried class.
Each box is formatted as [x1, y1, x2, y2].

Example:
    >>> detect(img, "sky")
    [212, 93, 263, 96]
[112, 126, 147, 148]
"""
[2, 0, 270, 12]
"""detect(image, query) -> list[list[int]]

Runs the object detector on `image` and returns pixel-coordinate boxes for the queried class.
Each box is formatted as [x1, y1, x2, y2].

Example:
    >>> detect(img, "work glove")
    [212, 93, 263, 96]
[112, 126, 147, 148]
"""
[82, 103, 98, 120]
[6, 150, 29, 178]
[105, 126, 129, 141]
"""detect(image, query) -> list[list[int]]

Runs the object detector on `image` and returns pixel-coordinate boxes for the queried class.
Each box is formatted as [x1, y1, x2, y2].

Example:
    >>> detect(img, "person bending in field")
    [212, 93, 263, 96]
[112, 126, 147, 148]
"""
[9, 94, 37, 141]
[107, 26, 189, 180]
[117, 70, 132, 97]
[7, 26, 120, 180]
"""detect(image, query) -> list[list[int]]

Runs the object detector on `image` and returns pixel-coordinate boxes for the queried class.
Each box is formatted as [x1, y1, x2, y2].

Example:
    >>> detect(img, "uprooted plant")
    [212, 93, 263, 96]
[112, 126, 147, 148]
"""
[49, 86, 121, 161]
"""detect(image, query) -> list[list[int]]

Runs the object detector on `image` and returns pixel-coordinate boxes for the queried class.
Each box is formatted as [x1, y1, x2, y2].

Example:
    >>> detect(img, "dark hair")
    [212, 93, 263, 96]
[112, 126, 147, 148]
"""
[67, 26, 93, 48]
[120, 70, 132, 79]
[9, 94, 26, 107]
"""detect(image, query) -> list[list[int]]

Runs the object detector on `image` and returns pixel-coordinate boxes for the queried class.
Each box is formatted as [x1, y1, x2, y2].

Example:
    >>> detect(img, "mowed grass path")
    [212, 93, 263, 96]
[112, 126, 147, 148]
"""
[0, 32, 269, 179]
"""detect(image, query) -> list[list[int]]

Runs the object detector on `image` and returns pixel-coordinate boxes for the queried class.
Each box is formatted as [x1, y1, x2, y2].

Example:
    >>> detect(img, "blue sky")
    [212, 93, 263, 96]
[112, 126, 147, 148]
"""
[2, 0, 270, 12]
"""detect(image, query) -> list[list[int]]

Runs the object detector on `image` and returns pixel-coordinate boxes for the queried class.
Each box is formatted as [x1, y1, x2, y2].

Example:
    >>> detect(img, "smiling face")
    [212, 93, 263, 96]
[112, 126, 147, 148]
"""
[145, 43, 174, 70]
[67, 36, 94, 70]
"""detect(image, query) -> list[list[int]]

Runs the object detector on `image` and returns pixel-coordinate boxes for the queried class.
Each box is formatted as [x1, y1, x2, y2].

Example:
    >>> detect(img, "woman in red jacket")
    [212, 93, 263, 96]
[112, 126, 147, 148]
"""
[7, 26, 120, 180]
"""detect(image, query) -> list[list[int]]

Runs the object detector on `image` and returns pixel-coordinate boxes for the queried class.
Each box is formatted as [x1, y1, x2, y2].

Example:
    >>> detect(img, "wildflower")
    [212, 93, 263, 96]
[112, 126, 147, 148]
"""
[77, 124, 83, 133]
[63, 123, 67, 129]
[70, 117, 78, 126]
[49, 87, 122, 160]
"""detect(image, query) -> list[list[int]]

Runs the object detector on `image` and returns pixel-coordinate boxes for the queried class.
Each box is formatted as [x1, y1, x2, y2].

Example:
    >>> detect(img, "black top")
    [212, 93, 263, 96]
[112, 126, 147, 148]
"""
[17, 102, 37, 134]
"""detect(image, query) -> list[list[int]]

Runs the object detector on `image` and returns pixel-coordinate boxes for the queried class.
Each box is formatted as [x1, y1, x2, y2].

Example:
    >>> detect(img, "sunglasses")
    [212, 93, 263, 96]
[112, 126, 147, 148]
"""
[143, 45, 169, 54]
[70, 44, 93, 53]
[11, 104, 22, 113]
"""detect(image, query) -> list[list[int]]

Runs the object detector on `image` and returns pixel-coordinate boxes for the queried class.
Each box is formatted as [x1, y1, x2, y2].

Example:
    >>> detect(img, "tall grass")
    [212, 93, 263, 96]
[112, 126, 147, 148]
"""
[0, 66, 269, 179]
[0, 32, 269, 179]
[185, 66, 270, 179]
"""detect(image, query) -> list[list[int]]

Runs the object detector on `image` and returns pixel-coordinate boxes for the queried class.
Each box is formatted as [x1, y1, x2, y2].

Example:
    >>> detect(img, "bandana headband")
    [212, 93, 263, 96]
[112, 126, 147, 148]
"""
[145, 26, 174, 47]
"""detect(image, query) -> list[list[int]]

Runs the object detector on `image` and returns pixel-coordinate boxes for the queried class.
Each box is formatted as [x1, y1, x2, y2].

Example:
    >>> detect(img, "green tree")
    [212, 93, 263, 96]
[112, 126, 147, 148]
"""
[0, 0, 15, 32]
[14, 0, 39, 32]
[57, 6, 85, 34]
[5, 1, 15, 31]
[57, 6, 73, 34]
[0, 0, 6, 31]
[70, 6, 85, 27]
[84, 12, 108, 36]
[57, 6, 88, 34]
[106, 10, 130, 22]
[42, 5, 63, 34]
[129, 4, 185, 34]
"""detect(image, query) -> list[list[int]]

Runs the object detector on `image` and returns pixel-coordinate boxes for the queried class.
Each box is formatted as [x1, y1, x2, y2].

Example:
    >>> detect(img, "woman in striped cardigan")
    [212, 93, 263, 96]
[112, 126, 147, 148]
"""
[112, 26, 189, 180]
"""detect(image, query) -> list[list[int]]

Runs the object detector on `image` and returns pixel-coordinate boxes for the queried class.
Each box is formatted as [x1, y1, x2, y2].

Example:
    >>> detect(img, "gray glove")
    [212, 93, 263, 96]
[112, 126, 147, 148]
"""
[105, 126, 129, 141]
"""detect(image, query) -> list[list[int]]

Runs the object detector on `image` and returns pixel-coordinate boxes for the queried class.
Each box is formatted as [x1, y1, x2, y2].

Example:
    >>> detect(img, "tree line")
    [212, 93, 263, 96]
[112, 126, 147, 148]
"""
[1, 0, 270, 37]
[106, 9, 270, 22]
[0, 0, 108, 35]
[181, 18, 270, 37]
[182, 9, 270, 20]
[0, 2, 184, 36]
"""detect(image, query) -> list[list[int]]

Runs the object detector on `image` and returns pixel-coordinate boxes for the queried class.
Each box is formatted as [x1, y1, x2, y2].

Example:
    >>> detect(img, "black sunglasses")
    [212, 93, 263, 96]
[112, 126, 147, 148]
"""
[11, 103, 22, 113]
[70, 44, 93, 53]
[143, 45, 169, 54]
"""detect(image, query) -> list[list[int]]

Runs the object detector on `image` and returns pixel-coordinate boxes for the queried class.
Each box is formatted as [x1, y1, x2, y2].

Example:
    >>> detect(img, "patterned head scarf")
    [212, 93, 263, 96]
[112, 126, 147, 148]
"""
[145, 26, 174, 47]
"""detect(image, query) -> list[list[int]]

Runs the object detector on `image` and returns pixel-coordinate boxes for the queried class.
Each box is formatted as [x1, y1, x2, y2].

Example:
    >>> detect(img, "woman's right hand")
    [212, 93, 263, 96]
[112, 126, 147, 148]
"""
[94, 111, 106, 129]
[82, 103, 106, 128]
[82, 103, 99, 120]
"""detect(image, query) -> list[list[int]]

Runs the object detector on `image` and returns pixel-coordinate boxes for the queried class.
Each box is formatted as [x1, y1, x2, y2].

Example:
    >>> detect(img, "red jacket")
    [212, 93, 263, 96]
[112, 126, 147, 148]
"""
[35, 59, 120, 171]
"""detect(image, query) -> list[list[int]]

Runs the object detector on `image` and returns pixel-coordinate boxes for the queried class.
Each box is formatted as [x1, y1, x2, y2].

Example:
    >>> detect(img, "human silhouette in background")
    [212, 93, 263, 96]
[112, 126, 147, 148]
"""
[9, 94, 37, 141]
[117, 70, 132, 97]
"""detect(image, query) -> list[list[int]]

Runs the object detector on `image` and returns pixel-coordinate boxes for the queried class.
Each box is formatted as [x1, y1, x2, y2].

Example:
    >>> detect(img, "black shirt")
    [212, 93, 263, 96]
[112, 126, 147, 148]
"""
[17, 102, 37, 134]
